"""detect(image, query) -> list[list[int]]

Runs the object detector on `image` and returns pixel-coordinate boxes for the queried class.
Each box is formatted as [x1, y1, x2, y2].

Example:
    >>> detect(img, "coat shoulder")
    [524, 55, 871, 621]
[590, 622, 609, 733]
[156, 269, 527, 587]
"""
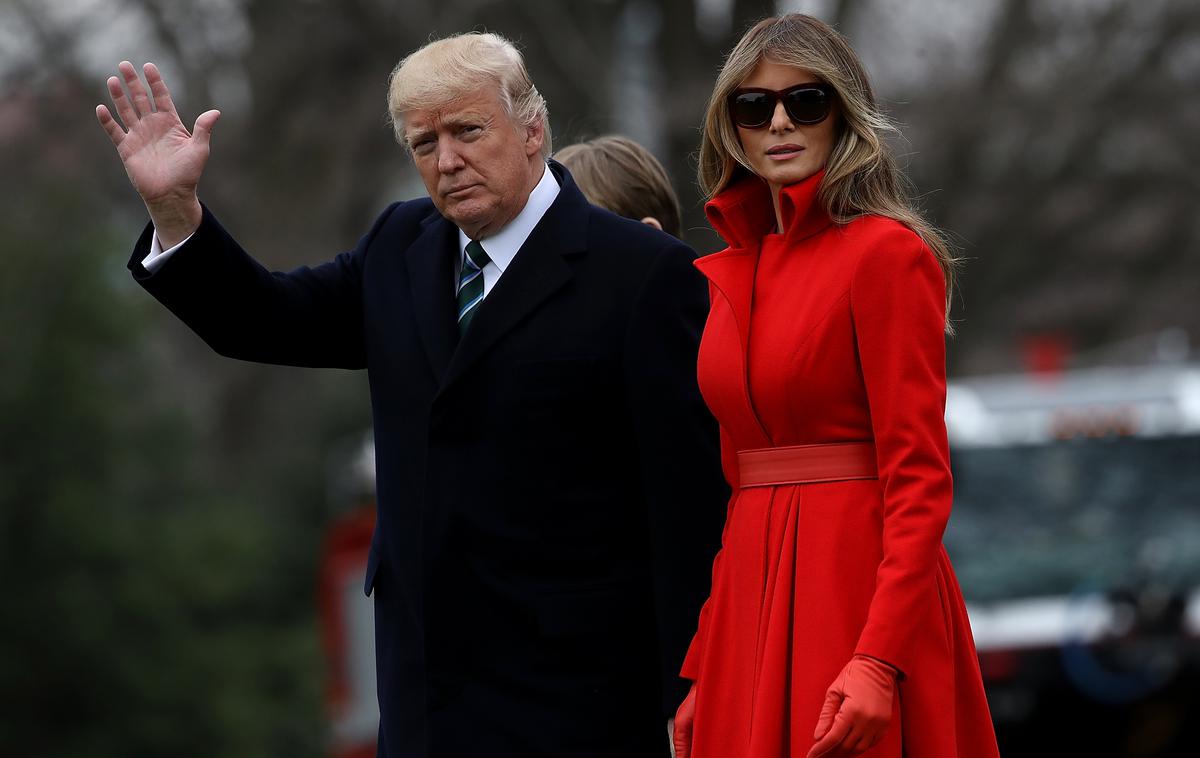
[374, 197, 438, 236]
[352, 197, 441, 268]
[839, 214, 925, 250]
[838, 214, 938, 278]
[584, 205, 697, 272]
[839, 215, 946, 316]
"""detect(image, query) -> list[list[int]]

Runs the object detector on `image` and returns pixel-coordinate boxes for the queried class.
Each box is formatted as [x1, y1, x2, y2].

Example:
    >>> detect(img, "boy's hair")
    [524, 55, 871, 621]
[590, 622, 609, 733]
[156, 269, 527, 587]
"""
[555, 135, 682, 238]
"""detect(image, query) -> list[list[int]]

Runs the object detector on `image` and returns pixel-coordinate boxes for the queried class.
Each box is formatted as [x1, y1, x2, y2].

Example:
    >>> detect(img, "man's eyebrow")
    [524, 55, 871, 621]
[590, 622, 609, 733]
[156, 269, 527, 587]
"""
[404, 111, 489, 144]
[441, 111, 490, 127]
[405, 126, 433, 145]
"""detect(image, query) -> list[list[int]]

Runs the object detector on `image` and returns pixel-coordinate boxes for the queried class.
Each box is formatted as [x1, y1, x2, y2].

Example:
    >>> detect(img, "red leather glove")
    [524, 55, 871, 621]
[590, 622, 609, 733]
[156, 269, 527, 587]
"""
[806, 655, 898, 758]
[672, 682, 697, 758]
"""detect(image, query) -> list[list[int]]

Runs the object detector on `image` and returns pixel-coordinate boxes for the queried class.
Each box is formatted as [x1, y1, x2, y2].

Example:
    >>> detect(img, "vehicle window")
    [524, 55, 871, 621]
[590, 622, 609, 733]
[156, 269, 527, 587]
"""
[946, 436, 1200, 603]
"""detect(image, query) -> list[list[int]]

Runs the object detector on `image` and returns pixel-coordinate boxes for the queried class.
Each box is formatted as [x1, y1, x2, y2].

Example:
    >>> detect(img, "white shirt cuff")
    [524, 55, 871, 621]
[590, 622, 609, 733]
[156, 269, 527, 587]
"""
[141, 229, 194, 273]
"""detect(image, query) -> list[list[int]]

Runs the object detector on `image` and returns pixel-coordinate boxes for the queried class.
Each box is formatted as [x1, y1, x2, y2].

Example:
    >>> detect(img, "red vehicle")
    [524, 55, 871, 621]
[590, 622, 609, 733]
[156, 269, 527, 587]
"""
[318, 442, 379, 758]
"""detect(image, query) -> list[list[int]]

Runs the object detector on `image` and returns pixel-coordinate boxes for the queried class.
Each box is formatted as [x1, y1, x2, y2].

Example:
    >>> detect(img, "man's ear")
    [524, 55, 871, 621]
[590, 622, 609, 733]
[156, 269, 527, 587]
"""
[525, 120, 545, 157]
[640, 216, 663, 231]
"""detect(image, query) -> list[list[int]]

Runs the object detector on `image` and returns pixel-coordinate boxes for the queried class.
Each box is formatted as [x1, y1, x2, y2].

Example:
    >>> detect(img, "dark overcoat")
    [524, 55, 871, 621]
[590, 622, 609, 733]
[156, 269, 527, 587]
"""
[129, 161, 728, 758]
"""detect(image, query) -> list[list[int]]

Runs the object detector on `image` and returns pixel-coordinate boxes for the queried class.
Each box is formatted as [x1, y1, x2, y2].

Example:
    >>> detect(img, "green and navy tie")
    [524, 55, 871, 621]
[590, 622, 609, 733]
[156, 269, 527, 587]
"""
[457, 240, 491, 335]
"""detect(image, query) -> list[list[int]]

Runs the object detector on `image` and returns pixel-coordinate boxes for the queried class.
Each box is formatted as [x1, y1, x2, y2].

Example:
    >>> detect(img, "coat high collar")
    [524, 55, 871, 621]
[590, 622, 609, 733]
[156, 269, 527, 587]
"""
[691, 169, 832, 448]
[703, 169, 831, 251]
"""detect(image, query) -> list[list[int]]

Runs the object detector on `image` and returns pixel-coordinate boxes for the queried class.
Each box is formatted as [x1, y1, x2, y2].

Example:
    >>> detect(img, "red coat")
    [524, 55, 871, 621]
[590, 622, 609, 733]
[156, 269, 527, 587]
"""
[681, 170, 999, 758]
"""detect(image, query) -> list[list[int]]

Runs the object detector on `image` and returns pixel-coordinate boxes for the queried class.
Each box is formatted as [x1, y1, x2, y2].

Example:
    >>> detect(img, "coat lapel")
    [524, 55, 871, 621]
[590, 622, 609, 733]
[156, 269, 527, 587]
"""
[405, 210, 460, 382]
[696, 173, 777, 414]
[693, 248, 772, 446]
[439, 161, 587, 394]
[693, 170, 834, 446]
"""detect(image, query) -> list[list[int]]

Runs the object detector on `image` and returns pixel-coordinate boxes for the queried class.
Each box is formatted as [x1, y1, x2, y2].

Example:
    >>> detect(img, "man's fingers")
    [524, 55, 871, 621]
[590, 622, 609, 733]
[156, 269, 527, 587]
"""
[96, 104, 125, 147]
[119, 60, 152, 118]
[143, 62, 178, 117]
[106, 75, 138, 129]
[192, 110, 221, 147]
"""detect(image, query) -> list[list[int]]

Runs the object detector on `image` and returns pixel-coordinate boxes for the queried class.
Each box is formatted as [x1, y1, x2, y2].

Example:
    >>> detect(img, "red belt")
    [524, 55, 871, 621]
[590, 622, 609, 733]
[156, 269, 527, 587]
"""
[737, 442, 877, 488]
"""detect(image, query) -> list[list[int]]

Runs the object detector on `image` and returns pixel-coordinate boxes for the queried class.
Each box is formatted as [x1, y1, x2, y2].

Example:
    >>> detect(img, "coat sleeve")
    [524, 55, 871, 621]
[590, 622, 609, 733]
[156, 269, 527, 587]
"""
[127, 202, 400, 369]
[622, 240, 728, 714]
[849, 224, 953, 677]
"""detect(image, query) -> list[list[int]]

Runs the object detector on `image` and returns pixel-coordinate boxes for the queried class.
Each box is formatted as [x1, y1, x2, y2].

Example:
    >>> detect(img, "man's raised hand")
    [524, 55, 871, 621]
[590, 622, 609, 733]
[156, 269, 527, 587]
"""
[96, 61, 219, 248]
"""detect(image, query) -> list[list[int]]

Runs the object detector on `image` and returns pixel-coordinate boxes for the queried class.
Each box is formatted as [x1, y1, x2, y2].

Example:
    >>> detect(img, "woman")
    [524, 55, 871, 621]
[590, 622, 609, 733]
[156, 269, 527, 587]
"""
[673, 14, 999, 758]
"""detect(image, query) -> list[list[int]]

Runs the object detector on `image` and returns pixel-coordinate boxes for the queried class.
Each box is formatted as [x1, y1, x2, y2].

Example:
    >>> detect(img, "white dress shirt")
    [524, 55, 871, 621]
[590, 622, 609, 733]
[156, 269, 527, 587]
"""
[455, 163, 559, 297]
[142, 163, 561, 300]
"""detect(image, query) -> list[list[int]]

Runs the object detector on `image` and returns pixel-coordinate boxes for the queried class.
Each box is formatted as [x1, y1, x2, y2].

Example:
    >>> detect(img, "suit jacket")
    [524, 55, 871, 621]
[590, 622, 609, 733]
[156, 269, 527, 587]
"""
[128, 161, 728, 758]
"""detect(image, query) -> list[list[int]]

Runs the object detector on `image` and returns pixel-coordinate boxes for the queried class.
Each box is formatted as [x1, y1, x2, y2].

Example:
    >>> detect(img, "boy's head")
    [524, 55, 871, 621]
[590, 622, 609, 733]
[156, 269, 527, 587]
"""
[555, 135, 683, 238]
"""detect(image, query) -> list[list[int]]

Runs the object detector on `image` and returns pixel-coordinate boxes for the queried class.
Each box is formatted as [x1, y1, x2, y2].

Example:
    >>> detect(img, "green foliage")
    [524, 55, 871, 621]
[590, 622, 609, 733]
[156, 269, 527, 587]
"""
[0, 187, 330, 757]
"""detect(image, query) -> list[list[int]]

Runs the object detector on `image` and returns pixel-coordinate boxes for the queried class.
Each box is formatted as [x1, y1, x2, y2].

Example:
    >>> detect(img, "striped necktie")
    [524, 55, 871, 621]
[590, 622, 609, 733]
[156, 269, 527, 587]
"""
[456, 239, 491, 335]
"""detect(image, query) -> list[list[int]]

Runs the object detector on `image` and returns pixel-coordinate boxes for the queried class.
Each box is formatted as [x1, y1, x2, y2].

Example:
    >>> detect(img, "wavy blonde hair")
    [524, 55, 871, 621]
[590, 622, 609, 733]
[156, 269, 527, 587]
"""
[699, 14, 957, 331]
[388, 32, 552, 158]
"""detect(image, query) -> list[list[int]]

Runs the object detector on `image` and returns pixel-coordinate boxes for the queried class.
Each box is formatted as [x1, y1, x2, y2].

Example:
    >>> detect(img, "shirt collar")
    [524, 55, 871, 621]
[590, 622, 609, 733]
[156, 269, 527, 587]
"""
[457, 163, 560, 272]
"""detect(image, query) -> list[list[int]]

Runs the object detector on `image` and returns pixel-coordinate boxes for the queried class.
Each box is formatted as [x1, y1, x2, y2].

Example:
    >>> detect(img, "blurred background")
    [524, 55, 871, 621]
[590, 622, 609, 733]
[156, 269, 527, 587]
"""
[2, 0, 1198, 755]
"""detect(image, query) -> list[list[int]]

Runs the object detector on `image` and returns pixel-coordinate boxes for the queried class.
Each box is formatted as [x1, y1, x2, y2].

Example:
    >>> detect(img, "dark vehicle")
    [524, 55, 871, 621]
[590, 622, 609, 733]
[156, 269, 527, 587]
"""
[945, 363, 1200, 757]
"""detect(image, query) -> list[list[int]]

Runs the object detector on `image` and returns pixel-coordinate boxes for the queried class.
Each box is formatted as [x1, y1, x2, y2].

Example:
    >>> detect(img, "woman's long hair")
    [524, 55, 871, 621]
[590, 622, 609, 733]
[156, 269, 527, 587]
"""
[699, 14, 957, 332]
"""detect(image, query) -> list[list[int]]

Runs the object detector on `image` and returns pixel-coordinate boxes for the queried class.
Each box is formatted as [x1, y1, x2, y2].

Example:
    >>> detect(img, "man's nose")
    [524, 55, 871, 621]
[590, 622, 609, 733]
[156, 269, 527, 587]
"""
[437, 141, 465, 173]
[769, 101, 795, 133]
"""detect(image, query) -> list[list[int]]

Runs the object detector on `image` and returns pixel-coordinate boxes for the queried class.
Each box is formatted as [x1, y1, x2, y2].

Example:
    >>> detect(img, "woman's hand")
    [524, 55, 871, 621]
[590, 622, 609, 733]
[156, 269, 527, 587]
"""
[672, 682, 698, 758]
[806, 655, 897, 758]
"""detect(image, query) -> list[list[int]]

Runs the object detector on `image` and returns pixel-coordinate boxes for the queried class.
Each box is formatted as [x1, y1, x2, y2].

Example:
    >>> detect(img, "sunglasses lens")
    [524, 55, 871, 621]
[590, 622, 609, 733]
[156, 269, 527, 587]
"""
[730, 92, 774, 128]
[782, 87, 832, 124]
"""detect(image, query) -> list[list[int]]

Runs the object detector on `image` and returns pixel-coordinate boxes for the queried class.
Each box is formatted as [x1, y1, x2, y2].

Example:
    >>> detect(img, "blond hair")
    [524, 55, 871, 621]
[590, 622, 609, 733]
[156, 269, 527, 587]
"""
[556, 135, 682, 238]
[387, 32, 552, 158]
[700, 14, 957, 331]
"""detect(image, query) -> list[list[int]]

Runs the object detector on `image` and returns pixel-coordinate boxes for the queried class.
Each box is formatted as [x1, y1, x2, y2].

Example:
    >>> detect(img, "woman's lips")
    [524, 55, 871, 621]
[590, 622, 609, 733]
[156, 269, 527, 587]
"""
[766, 144, 805, 160]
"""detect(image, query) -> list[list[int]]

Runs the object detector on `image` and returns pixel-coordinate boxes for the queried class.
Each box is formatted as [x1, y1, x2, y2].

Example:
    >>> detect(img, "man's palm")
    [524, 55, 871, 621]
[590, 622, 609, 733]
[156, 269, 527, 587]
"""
[97, 61, 218, 245]
[115, 109, 210, 202]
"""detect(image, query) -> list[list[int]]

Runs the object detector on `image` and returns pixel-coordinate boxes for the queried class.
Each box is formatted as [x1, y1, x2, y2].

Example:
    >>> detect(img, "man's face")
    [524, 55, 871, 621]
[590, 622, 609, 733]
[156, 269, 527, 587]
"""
[404, 86, 544, 239]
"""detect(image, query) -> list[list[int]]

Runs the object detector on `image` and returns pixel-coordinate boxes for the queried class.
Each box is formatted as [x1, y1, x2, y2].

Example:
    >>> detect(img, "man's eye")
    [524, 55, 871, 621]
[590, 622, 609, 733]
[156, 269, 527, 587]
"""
[412, 139, 435, 154]
[461, 125, 482, 137]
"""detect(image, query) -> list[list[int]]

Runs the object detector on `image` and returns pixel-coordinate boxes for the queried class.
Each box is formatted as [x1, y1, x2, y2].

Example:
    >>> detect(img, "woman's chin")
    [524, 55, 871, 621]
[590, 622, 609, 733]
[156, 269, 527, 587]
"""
[760, 162, 821, 188]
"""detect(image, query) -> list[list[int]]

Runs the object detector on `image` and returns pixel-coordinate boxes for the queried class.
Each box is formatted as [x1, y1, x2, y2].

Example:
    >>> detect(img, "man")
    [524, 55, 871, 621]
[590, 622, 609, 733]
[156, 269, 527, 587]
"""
[97, 33, 727, 758]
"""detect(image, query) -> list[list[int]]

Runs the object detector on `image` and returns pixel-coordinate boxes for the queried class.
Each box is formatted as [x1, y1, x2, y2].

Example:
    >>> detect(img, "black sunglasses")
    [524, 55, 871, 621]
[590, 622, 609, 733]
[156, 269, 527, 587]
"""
[728, 83, 835, 128]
